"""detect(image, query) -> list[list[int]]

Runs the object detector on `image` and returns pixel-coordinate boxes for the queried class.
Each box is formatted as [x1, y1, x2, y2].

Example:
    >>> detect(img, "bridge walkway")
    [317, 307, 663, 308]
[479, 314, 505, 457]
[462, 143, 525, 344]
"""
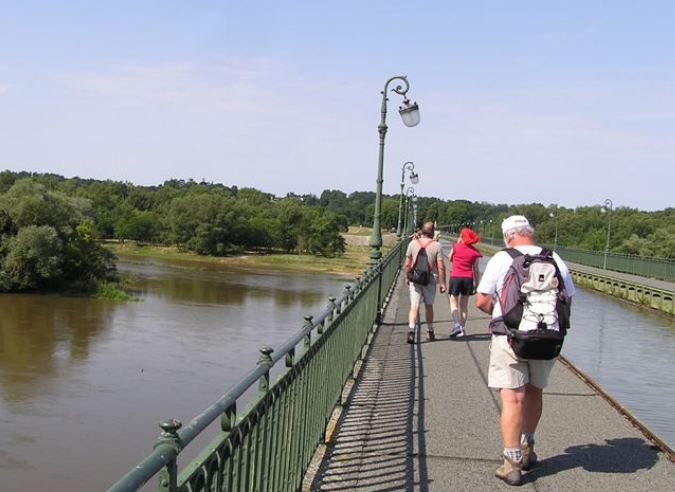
[307, 274, 674, 491]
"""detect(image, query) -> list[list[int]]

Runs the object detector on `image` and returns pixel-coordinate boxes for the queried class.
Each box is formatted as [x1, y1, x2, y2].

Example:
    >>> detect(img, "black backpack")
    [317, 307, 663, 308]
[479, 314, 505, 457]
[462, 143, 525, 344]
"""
[408, 238, 434, 286]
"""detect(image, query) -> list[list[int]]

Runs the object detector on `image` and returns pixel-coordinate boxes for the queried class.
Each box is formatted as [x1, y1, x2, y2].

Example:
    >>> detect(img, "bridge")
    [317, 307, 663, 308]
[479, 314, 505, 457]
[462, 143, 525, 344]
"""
[105, 239, 675, 492]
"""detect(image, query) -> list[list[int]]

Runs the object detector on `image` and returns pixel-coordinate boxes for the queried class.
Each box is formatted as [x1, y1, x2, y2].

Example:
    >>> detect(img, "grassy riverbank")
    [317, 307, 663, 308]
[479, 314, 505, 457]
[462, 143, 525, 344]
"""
[106, 241, 391, 276]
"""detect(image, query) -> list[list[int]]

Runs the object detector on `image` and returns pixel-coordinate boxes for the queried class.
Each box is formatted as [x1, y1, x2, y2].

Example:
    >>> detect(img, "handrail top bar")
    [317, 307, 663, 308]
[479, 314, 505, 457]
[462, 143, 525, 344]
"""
[104, 442, 178, 492]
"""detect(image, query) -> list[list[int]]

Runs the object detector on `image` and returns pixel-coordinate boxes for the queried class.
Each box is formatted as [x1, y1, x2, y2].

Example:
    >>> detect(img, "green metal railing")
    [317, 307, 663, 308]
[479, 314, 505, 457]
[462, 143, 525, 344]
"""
[477, 236, 675, 282]
[105, 240, 408, 492]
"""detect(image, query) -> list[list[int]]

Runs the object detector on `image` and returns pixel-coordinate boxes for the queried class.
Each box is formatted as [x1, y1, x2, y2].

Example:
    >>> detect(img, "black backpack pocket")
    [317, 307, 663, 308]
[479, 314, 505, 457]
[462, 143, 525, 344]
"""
[507, 329, 564, 360]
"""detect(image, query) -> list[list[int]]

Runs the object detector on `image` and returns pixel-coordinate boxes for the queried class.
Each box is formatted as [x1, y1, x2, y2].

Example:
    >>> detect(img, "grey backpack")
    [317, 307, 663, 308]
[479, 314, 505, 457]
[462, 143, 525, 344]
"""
[490, 248, 571, 359]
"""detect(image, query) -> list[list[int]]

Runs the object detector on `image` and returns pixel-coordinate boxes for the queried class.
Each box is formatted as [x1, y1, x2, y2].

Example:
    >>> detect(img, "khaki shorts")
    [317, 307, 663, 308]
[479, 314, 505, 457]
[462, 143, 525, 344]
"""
[409, 279, 437, 305]
[488, 335, 556, 389]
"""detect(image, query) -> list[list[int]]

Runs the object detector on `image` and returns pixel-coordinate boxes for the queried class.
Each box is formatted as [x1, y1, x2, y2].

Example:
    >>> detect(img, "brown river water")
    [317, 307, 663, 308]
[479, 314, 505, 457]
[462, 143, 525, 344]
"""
[1, 255, 674, 492]
[0, 257, 348, 492]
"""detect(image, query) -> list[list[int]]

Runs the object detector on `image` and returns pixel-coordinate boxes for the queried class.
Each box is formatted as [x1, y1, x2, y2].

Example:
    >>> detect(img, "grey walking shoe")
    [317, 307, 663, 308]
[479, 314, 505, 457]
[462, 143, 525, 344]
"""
[522, 441, 537, 471]
[426, 329, 436, 341]
[449, 324, 463, 338]
[495, 454, 522, 486]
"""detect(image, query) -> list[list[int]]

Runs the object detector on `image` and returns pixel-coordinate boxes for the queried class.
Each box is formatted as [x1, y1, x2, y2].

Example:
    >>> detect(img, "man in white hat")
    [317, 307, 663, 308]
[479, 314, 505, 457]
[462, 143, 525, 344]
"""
[475, 215, 575, 486]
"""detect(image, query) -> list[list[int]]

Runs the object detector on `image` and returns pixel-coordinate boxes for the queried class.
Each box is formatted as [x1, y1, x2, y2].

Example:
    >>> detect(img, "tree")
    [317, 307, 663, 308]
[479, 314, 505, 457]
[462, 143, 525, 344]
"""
[0, 225, 63, 291]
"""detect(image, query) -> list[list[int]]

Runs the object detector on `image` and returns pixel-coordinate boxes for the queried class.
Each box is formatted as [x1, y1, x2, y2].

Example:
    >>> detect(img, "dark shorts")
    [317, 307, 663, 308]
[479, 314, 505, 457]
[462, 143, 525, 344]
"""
[448, 277, 474, 296]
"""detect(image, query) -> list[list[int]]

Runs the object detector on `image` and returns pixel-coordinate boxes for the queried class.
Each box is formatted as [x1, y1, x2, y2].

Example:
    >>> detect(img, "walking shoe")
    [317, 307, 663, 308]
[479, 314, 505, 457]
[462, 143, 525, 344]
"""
[457, 328, 466, 338]
[522, 441, 537, 471]
[407, 331, 415, 344]
[495, 454, 522, 486]
[449, 324, 463, 338]
[425, 329, 436, 341]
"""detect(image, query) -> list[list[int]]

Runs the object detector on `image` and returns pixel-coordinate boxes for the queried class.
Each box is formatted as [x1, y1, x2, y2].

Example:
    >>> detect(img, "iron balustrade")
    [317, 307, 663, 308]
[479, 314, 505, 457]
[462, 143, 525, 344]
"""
[477, 237, 675, 282]
[104, 240, 408, 492]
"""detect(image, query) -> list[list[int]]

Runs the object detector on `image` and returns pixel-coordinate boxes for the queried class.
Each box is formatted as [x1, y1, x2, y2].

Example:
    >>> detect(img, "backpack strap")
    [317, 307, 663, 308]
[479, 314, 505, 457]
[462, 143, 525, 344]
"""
[502, 248, 523, 259]
[416, 237, 433, 250]
[415, 237, 435, 271]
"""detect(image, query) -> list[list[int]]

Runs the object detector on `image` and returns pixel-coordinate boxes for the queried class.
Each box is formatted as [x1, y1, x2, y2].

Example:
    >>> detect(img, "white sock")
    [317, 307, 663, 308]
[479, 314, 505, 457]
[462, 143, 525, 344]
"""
[504, 447, 522, 462]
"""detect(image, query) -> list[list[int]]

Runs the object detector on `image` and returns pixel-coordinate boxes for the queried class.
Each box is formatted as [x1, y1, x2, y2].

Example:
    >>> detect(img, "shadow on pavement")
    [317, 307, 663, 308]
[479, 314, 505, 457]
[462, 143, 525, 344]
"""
[531, 437, 658, 479]
[309, 324, 429, 491]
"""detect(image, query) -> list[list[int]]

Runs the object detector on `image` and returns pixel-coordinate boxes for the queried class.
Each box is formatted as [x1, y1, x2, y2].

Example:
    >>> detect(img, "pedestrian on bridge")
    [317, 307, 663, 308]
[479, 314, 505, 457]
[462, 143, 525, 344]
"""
[475, 215, 575, 486]
[447, 227, 483, 338]
[404, 222, 446, 343]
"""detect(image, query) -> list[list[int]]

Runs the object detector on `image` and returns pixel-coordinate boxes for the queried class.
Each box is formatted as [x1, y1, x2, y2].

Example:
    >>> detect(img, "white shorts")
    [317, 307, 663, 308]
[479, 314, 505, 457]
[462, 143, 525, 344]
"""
[409, 279, 437, 305]
[488, 335, 556, 389]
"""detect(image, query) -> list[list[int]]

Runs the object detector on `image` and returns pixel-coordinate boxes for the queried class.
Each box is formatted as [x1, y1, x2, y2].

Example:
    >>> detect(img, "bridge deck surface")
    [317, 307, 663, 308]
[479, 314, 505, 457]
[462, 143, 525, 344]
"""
[308, 274, 674, 491]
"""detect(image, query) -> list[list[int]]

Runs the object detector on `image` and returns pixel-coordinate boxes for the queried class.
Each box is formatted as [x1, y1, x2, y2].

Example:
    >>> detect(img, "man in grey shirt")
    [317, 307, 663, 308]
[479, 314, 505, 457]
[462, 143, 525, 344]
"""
[404, 222, 447, 343]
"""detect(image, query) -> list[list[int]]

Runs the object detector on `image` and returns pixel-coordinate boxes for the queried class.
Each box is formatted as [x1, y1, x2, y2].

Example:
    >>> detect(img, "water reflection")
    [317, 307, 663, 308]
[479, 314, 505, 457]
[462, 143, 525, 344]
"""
[564, 288, 675, 448]
[119, 260, 332, 308]
[0, 294, 115, 403]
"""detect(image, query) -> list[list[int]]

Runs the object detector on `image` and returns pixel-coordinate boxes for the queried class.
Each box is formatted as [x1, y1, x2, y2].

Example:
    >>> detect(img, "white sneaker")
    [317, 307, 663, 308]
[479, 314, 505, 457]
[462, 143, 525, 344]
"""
[457, 328, 466, 338]
[449, 324, 463, 338]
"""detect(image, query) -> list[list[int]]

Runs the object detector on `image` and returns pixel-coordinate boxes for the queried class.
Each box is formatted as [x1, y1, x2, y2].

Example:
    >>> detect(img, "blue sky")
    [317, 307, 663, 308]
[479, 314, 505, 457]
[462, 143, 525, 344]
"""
[1, 1, 674, 210]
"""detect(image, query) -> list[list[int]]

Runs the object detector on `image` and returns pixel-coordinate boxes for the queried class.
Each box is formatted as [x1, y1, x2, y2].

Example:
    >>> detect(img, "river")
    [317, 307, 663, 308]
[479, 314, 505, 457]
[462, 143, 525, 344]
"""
[0, 257, 348, 492]
[1, 256, 674, 492]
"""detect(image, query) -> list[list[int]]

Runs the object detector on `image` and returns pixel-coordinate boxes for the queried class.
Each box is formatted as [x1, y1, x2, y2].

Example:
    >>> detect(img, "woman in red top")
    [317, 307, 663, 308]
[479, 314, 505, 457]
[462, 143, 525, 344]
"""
[448, 228, 483, 337]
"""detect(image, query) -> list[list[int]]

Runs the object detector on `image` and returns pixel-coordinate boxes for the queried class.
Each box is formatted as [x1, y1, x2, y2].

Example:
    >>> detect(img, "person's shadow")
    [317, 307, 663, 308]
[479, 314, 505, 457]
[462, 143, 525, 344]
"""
[530, 437, 659, 480]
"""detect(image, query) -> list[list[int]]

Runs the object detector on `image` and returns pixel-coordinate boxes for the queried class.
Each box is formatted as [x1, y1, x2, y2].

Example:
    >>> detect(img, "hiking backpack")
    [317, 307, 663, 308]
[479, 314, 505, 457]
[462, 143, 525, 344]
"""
[489, 248, 571, 360]
[408, 238, 434, 286]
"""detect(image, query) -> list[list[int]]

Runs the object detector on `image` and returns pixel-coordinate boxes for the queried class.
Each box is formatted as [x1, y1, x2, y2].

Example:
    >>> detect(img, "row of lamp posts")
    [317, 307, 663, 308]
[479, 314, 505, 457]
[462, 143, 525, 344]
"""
[368, 75, 420, 267]
[362, 74, 614, 272]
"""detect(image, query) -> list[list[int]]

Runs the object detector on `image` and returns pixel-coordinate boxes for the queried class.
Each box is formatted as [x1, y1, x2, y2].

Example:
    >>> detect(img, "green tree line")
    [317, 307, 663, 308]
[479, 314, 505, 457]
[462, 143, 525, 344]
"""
[1, 171, 673, 297]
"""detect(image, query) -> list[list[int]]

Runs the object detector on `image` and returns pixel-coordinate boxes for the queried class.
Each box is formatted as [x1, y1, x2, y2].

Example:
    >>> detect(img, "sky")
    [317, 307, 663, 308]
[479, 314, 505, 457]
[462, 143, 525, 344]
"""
[1, 1, 674, 211]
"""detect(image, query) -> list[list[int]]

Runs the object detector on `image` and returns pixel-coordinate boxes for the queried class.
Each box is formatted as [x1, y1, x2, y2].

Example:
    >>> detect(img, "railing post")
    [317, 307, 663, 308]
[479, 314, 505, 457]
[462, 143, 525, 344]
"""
[257, 346, 274, 394]
[327, 296, 337, 323]
[304, 315, 314, 350]
[255, 346, 273, 490]
[344, 285, 352, 304]
[155, 419, 182, 492]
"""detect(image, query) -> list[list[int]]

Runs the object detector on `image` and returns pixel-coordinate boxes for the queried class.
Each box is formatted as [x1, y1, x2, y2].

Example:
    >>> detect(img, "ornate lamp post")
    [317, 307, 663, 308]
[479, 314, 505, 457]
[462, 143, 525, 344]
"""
[368, 75, 420, 266]
[601, 198, 613, 269]
[397, 161, 419, 240]
[550, 211, 559, 250]
[403, 186, 415, 236]
[412, 195, 418, 228]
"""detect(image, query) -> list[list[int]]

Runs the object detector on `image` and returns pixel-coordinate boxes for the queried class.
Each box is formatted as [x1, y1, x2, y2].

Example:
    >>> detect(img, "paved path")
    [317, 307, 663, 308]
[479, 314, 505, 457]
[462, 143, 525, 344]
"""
[309, 274, 674, 491]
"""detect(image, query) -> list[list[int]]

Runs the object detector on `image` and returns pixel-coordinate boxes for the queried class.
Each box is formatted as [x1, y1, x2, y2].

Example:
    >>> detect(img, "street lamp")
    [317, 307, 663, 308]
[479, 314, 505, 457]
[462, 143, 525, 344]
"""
[601, 198, 613, 269]
[412, 195, 418, 228]
[550, 211, 559, 250]
[368, 75, 420, 265]
[403, 186, 415, 236]
[396, 161, 419, 240]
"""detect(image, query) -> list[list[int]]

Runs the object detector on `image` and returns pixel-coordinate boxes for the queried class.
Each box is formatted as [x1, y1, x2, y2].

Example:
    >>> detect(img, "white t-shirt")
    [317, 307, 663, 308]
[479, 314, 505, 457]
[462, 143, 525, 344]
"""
[476, 245, 576, 319]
